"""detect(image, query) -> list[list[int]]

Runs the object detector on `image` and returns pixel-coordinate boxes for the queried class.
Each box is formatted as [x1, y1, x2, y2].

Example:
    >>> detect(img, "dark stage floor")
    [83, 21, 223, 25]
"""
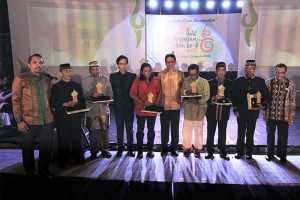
[0, 107, 299, 200]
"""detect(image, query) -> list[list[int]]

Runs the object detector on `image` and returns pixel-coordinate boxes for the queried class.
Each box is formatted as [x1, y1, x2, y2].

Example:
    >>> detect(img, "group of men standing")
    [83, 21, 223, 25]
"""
[11, 53, 296, 178]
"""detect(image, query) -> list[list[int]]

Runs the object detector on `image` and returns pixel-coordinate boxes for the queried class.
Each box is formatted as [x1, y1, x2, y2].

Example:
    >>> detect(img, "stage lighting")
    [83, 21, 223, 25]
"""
[180, 1, 188, 10]
[145, 0, 160, 14]
[206, 0, 216, 9]
[190, 1, 199, 9]
[221, 1, 231, 9]
[165, 0, 173, 9]
[148, 0, 158, 8]
[237, 0, 244, 8]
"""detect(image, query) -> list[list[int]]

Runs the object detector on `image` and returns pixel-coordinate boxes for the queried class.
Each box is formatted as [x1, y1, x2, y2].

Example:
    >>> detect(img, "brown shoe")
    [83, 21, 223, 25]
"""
[194, 148, 201, 158]
[183, 148, 192, 157]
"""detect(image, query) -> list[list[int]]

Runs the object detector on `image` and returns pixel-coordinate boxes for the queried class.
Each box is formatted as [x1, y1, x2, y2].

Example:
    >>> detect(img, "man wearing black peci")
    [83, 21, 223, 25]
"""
[233, 60, 271, 160]
[205, 62, 235, 160]
[50, 63, 86, 169]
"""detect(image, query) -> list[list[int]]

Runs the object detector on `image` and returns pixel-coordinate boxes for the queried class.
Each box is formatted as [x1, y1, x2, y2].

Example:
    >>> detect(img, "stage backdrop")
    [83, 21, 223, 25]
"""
[146, 14, 241, 72]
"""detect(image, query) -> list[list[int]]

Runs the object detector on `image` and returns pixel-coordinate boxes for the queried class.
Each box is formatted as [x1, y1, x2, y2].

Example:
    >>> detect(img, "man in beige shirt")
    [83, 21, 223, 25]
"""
[157, 53, 184, 157]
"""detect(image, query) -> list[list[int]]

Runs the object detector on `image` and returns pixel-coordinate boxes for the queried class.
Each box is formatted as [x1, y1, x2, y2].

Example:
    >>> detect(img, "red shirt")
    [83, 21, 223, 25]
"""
[129, 77, 162, 116]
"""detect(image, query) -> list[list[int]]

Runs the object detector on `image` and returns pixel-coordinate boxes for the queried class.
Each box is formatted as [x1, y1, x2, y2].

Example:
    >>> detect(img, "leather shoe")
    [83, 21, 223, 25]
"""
[183, 151, 191, 157]
[146, 150, 155, 158]
[137, 151, 143, 159]
[39, 171, 55, 178]
[265, 155, 274, 161]
[161, 150, 168, 156]
[280, 157, 287, 163]
[235, 153, 243, 159]
[90, 153, 98, 160]
[127, 150, 135, 157]
[205, 153, 214, 159]
[220, 153, 230, 160]
[170, 150, 179, 157]
[246, 154, 252, 160]
[116, 150, 123, 157]
[101, 150, 112, 158]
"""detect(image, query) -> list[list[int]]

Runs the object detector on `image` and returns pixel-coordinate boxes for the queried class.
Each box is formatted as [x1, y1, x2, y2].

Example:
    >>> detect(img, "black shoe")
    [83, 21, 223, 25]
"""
[39, 170, 55, 178]
[235, 153, 243, 159]
[280, 157, 287, 163]
[220, 153, 230, 160]
[137, 151, 143, 159]
[116, 150, 123, 157]
[265, 155, 274, 161]
[205, 153, 214, 159]
[246, 154, 252, 160]
[101, 150, 112, 158]
[194, 152, 201, 158]
[127, 150, 135, 157]
[161, 150, 168, 156]
[90, 153, 98, 160]
[170, 150, 179, 157]
[183, 151, 191, 157]
[146, 150, 155, 158]
[59, 162, 68, 169]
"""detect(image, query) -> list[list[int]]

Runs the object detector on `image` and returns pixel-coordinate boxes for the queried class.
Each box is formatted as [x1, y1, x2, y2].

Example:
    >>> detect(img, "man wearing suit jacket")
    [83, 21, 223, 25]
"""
[110, 55, 137, 157]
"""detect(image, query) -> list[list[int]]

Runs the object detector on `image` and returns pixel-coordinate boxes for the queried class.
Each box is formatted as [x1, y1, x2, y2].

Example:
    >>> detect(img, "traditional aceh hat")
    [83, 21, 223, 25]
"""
[89, 60, 100, 68]
[59, 63, 72, 71]
[245, 60, 256, 66]
[216, 62, 226, 69]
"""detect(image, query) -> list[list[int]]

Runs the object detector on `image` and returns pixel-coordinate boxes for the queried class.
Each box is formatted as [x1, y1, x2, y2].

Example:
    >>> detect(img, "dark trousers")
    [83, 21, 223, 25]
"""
[57, 121, 83, 165]
[22, 122, 54, 175]
[115, 109, 134, 150]
[236, 118, 257, 155]
[267, 119, 289, 159]
[136, 115, 156, 151]
[89, 129, 109, 154]
[206, 119, 228, 154]
[160, 110, 180, 151]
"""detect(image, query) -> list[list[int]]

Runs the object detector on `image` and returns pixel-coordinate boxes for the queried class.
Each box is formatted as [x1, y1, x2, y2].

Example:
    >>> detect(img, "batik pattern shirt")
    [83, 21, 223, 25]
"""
[265, 77, 296, 121]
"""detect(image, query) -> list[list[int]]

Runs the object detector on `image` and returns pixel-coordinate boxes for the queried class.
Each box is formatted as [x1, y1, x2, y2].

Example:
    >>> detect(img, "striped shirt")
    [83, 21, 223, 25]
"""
[12, 71, 54, 125]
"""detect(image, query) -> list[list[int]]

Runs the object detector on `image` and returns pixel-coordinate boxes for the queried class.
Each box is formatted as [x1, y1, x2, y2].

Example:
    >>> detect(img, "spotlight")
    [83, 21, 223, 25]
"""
[237, 0, 244, 8]
[206, 0, 215, 9]
[222, 1, 231, 9]
[180, 1, 188, 10]
[190, 1, 199, 9]
[148, 0, 158, 8]
[165, 0, 173, 9]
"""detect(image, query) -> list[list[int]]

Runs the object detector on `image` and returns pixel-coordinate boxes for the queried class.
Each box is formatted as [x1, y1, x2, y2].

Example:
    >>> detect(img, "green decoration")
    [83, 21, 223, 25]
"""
[130, 0, 145, 48]
[241, 0, 258, 47]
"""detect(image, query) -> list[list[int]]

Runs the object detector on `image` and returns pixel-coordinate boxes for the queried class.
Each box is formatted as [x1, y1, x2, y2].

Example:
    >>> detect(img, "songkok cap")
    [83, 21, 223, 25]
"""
[245, 60, 256, 66]
[89, 60, 100, 68]
[59, 63, 72, 71]
[216, 62, 226, 69]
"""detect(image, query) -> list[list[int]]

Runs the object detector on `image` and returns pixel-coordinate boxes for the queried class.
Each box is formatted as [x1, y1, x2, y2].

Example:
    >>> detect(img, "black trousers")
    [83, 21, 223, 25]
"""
[22, 122, 54, 175]
[56, 119, 83, 165]
[160, 110, 180, 151]
[136, 115, 156, 151]
[115, 109, 134, 151]
[236, 118, 257, 155]
[266, 119, 289, 159]
[206, 119, 228, 154]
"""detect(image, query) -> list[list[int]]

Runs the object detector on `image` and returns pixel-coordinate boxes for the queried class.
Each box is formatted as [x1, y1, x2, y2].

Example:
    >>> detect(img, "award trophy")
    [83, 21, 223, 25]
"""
[247, 91, 261, 110]
[65, 90, 91, 114]
[214, 84, 231, 105]
[142, 92, 164, 113]
[181, 82, 202, 101]
[90, 82, 113, 103]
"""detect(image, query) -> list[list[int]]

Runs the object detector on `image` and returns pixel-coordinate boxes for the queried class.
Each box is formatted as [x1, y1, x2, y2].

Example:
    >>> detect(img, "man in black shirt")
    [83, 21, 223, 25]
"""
[233, 60, 271, 160]
[50, 63, 86, 169]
